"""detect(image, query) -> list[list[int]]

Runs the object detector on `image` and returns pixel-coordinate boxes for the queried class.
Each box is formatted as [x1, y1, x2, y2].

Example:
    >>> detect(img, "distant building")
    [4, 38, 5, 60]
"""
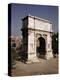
[10, 36, 22, 49]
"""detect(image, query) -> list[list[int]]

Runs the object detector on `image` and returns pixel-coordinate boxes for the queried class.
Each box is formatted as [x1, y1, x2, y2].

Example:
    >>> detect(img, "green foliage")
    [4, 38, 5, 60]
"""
[52, 32, 58, 54]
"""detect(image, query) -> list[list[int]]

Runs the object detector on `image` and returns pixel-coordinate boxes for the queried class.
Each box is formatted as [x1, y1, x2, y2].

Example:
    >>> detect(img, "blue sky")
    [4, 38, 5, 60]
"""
[11, 3, 58, 36]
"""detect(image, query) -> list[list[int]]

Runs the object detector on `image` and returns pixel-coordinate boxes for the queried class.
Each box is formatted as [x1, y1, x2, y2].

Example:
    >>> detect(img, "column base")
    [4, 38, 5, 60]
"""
[45, 50, 53, 59]
[26, 53, 39, 63]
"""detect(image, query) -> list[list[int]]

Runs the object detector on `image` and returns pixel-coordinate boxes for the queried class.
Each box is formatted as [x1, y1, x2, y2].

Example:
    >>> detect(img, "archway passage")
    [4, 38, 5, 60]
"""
[36, 37, 46, 58]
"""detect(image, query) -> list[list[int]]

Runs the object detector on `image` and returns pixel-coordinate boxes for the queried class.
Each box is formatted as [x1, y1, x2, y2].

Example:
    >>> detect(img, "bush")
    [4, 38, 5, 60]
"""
[52, 33, 58, 55]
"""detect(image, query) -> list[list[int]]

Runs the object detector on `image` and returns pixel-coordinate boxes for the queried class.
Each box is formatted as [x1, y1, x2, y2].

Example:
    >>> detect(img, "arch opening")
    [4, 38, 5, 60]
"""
[36, 37, 46, 58]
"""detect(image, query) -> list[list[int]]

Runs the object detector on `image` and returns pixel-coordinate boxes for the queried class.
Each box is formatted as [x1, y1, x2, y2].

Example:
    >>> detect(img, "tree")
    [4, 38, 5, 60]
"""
[52, 33, 58, 56]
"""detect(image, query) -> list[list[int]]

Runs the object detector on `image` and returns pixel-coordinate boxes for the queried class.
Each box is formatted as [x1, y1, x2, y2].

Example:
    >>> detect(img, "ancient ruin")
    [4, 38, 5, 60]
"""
[21, 15, 53, 62]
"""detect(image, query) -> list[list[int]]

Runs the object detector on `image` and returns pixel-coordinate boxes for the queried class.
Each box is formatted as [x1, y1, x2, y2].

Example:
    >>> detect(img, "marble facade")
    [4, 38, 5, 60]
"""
[21, 15, 53, 62]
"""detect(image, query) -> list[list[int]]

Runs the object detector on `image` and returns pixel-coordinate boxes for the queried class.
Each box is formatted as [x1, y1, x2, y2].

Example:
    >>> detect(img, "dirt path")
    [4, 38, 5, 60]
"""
[11, 57, 58, 76]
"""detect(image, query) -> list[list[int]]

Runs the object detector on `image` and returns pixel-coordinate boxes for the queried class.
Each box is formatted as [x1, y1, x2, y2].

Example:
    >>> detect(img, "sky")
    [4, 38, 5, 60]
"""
[10, 3, 58, 36]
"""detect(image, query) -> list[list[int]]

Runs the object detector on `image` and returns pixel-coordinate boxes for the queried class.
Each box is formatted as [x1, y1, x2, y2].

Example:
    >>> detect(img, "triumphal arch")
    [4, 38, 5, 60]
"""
[21, 15, 53, 62]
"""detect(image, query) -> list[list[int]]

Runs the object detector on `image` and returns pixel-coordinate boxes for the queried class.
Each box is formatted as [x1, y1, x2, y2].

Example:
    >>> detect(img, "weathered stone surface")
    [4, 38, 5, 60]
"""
[22, 15, 53, 62]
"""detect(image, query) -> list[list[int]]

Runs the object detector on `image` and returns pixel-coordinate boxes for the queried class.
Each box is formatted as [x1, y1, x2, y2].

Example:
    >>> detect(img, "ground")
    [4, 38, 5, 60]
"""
[11, 57, 58, 76]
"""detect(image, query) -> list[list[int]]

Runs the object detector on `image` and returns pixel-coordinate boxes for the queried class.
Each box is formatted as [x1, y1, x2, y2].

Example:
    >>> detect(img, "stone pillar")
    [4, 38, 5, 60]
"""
[45, 34, 53, 59]
[27, 30, 39, 63]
